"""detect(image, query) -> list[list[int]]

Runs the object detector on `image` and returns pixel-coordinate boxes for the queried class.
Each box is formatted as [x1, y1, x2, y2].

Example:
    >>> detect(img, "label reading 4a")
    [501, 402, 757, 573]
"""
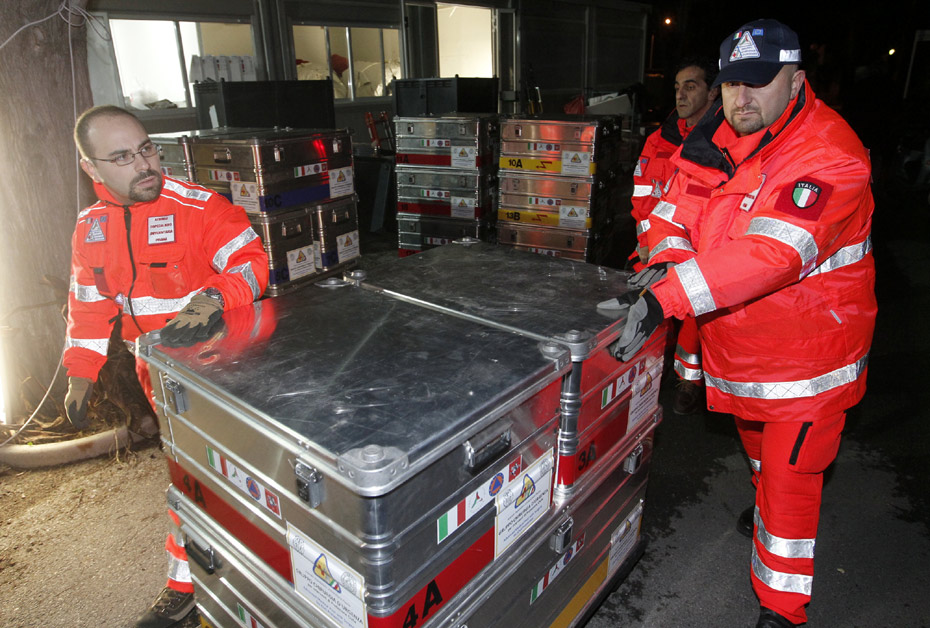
[401, 580, 443, 628]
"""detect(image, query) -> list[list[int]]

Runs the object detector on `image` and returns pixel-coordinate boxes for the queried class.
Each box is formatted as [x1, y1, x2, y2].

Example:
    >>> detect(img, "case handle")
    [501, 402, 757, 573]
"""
[212, 148, 232, 164]
[185, 535, 220, 575]
[463, 422, 512, 474]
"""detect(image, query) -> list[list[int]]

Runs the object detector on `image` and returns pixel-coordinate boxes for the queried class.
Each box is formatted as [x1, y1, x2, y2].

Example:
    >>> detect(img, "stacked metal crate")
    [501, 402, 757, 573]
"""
[495, 115, 623, 263]
[139, 241, 668, 628]
[393, 114, 499, 256]
[153, 128, 361, 297]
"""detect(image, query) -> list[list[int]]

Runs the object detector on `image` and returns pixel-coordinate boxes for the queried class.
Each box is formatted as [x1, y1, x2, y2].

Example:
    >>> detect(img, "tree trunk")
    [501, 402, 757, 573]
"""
[0, 1, 94, 421]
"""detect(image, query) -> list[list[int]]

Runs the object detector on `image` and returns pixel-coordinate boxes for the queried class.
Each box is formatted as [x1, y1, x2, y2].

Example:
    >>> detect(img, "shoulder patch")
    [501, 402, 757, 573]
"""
[775, 178, 833, 220]
[633, 157, 648, 177]
[685, 183, 712, 199]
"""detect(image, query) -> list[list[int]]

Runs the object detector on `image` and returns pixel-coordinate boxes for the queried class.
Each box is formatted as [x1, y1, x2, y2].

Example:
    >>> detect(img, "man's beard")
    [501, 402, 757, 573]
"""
[128, 169, 163, 203]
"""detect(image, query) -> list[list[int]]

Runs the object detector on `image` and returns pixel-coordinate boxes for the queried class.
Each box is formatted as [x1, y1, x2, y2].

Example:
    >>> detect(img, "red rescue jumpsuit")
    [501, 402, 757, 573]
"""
[646, 82, 876, 623]
[65, 175, 270, 593]
[631, 115, 703, 389]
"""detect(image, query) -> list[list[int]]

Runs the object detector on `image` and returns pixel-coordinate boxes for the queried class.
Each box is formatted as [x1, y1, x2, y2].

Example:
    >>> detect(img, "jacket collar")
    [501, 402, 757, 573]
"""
[679, 80, 812, 179]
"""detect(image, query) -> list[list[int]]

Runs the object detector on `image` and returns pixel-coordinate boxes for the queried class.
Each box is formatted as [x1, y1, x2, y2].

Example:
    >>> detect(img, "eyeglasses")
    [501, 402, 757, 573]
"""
[89, 142, 160, 167]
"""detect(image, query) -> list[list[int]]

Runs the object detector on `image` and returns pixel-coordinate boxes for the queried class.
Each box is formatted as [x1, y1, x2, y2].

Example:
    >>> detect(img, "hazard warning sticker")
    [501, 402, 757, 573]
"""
[560, 151, 594, 176]
[229, 182, 259, 213]
[287, 523, 367, 628]
[336, 230, 361, 262]
[628, 357, 662, 432]
[558, 205, 590, 229]
[608, 501, 644, 575]
[286, 245, 316, 280]
[451, 146, 478, 168]
[495, 449, 554, 557]
[329, 166, 354, 198]
[450, 196, 477, 219]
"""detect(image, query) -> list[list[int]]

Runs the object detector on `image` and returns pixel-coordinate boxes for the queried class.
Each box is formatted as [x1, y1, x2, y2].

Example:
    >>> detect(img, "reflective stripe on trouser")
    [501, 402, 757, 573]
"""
[734, 412, 846, 625]
[166, 510, 193, 593]
[673, 316, 703, 384]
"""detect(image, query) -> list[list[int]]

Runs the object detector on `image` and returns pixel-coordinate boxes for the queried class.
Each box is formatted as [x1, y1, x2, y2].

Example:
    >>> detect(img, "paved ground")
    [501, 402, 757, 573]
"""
[1, 177, 927, 628]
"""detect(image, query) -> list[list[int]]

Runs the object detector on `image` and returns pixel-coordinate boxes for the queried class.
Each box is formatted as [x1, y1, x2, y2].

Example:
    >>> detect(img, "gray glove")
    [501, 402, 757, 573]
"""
[611, 290, 665, 361]
[628, 262, 675, 290]
[65, 376, 94, 429]
[597, 291, 639, 311]
[160, 293, 224, 348]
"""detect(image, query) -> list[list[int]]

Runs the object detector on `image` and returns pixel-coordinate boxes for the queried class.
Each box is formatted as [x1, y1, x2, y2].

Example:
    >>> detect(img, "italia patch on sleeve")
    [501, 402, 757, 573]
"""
[774, 178, 833, 220]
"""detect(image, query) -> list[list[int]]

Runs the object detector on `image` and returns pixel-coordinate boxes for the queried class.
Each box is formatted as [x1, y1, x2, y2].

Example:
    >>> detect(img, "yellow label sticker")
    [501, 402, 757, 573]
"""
[499, 156, 562, 173]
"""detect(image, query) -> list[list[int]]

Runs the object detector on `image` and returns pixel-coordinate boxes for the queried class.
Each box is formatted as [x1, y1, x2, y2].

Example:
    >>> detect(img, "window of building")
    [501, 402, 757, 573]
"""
[293, 25, 402, 100]
[436, 4, 493, 78]
[99, 18, 254, 110]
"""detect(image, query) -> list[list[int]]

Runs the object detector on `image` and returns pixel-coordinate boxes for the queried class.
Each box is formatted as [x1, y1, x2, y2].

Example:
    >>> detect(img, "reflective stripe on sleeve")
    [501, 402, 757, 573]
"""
[757, 511, 816, 559]
[637, 219, 651, 236]
[808, 236, 872, 277]
[674, 258, 716, 316]
[230, 262, 262, 300]
[705, 354, 868, 400]
[70, 277, 107, 303]
[751, 545, 812, 596]
[674, 361, 703, 381]
[675, 343, 701, 365]
[66, 336, 109, 356]
[125, 289, 200, 317]
[163, 178, 211, 202]
[650, 200, 687, 229]
[213, 227, 261, 272]
[633, 184, 652, 198]
[749, 457, 761, 473]
[648, 236, 695, 262]
[746, 217, 819, 277]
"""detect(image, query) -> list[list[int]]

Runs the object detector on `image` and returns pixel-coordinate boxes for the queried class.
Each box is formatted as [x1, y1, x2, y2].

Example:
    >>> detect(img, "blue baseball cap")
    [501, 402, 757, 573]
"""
[712, 19, 802, 88]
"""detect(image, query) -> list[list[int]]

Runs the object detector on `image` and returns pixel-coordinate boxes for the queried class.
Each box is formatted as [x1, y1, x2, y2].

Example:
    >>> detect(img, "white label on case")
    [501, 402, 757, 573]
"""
[628, 357, 662, 431]
[495, 449, 554, 557]
[558, 205, 588, 229]
[451, 146, 478, 168]
[450, 196, 477, 219]
[286, 245, 316, 280]
[230, 182, 259, 212]
[336, 230, 360, 261]
[288, 524, 367, 628]
[560, 151, 591, 175]
[608, 501, 644, 575]
[329, 166, 354, 198]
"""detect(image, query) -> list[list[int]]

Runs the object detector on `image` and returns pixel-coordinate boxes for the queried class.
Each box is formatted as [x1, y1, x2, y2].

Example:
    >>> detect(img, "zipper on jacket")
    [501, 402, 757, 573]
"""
[123, 205, 144, 335]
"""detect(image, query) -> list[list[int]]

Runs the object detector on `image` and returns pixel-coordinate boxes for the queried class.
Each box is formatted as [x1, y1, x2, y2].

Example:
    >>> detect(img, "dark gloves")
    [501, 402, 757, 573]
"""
[65, 376, 94, 429]
[611, 289, 665, 361]
[160, 293, 224, 348]
[628, 262, 675, 290]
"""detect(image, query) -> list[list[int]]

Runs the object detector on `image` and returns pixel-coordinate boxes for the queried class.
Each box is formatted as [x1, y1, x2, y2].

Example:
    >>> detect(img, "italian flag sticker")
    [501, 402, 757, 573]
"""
[792, 181, 821, 208]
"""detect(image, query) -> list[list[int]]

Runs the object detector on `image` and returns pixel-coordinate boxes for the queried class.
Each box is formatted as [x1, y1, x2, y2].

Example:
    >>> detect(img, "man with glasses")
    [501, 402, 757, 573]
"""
[65, 105, 269, 627]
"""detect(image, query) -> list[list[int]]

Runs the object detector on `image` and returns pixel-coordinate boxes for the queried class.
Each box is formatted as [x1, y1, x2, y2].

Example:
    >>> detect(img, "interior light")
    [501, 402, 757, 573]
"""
[664, 18, 672, 26]
[888, 48, 895, 56]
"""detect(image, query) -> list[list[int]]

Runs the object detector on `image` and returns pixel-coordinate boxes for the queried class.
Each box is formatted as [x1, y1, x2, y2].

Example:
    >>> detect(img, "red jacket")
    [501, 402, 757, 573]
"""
[65, 176, 269, 380]
[647, 82, 876, 421]
[631, 115, 695, 260]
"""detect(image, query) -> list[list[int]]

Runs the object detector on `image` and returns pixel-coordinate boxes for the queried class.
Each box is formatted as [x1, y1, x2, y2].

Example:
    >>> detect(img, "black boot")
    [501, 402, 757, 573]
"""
[756, 606, 799, 627]
[134, 586, 196, 628]
[737, 506, 754, 538]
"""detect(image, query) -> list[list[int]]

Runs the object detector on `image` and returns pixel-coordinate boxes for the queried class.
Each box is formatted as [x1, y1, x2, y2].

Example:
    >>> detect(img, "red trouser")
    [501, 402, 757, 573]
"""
[673, 315, 702, 385]
[136, 356, 193, 594]
[735, 412, 845, 624]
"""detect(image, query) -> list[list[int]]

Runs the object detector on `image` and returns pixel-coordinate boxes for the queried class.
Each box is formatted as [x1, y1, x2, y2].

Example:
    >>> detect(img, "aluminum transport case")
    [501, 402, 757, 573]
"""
[498, 115, 622, 177]
[496, 221, 598, 261]
[395, 166, 496, 220]
[396, 213, 492, 256]
[189, 128, 355, 213]
[150, 128, 266, 183]
[394, 114, 498, 170]
[140, 242, 667, 628]
[248, 196, 359, 297]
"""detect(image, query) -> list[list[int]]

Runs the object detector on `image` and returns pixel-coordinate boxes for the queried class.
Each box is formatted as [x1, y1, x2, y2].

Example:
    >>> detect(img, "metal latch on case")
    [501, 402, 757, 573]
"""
[273, 145, 284, 162]
[163, 377, 189, 414]
[623, 444, 644, 474]
[295, 461, 324, 508]
[463, 423, 512, 473]
[550, 517, 574, 553]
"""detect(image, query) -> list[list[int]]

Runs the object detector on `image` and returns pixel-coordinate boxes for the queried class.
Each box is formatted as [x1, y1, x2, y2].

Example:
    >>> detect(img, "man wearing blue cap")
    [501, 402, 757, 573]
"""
[605, 18, 877, 627]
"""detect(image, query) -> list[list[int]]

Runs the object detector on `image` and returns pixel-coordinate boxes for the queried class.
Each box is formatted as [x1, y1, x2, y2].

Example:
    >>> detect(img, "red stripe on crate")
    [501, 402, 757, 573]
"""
[368, 528, 495, 628]
[166, 459, 293, 584]
[395, 153, 452, 167]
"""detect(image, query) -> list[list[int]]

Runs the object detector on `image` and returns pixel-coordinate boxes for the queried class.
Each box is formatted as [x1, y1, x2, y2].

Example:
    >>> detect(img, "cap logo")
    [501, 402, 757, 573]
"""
[730, 31, 761, 62]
